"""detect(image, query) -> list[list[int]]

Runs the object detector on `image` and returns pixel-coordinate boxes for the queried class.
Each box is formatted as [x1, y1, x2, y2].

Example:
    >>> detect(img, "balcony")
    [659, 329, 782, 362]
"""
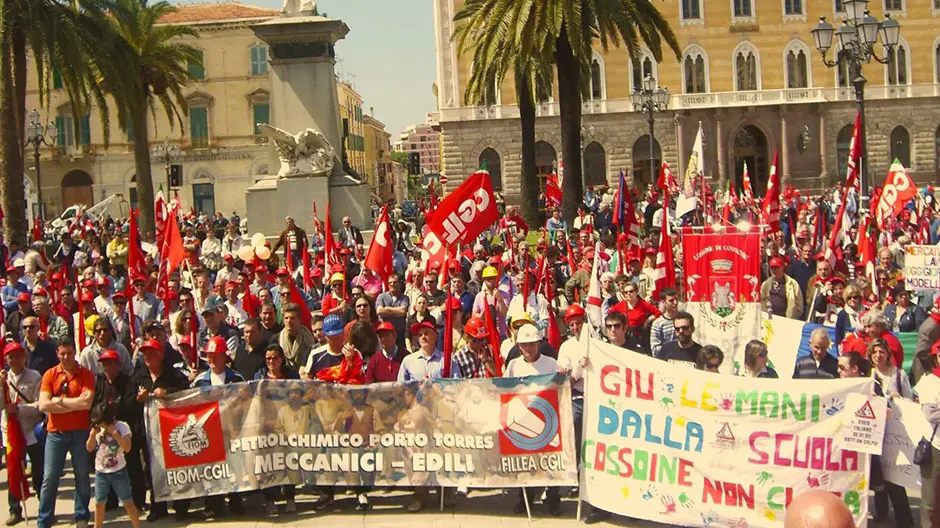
[438, 83, 940, 122]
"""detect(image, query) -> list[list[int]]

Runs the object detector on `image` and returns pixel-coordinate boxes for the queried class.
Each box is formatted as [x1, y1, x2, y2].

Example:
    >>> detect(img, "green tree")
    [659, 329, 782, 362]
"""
[93, 0, 201, 238]
[454, 1, 555, 228]
[1, 0, 111, 244]
[390, 150, 409, 167]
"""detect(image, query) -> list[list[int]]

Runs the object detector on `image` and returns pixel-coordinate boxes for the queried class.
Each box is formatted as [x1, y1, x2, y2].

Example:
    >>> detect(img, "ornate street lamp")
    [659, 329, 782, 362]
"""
[25, 108, 58, 220]
[631, 74, 670, 189]
[811, 0, 900, 214]
[152, 136, 182, 189]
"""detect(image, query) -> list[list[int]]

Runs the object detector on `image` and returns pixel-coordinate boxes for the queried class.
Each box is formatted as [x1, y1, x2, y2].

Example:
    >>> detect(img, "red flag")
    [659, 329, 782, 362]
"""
[163, 208, 186, 274]
[857, 214, 878, 298]
[482, 297, 503, 377]
[762, 151, 781, 232]
[0, 347, 30, 501]
[323, 201, 339, 277]
[657, 161, 679, 196]
[312, 201, 322, 237]
[241, 275, 259, 319]
[824, 186, 851, 270]
[876, 159, 917, 230]
[442, 293, 454, 378]
[742, 161, 755, 205]
[363, 205, 394, 281]
[0, 204, 4, 221]
[301, 248, 313, 291]
[77, 291, 87, 350]
[424, 170, 499, 250]
[154, 187, 168, 252]
[32, 218, 42, 242]
[845, 112, 862, 191]
[289, 282, 313, 328]
[128, 210, 147, 280]
[565, 238, 576, 272]
[545, 170, 562, 208]
[652, 195, 677, 301]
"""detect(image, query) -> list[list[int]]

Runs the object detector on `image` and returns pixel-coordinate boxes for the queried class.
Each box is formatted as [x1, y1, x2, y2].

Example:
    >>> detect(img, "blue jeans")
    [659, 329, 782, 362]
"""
[38, 430, 91, 528]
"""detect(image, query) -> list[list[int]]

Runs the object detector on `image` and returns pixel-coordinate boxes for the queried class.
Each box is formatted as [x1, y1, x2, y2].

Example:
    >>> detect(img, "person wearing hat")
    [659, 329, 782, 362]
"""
[79, 318, 133, 377]
[93, 276, 115, 319]
[197, 299, 240, 360]
[5, 291, 34, 342]
[503, 314, 557, 364]
[249, 264, 273, 297]
[0, 341, 44, 525]
[270, 267, 314, 310]
[21, 315, 60, 376]
[504, 323, 562, 516]
[452, 317, 496, 379]
[300, 313, 346, 380]
[760, 256, 803, 319]
[320, 272, 347, 317]
[105, 230, 128, 269]
[471, 266, 510, 337]
[213, 254, 239, 289]
[130, 274, 162, 323]
[109, 292, 142, 354]
[2, 265, 28, 316]
[221, 280, 248, 328]
[557, 304, 588, 474]
[72, 291, 98, 349]
[89, 347, 146, 510]
[364, 322, 408, 383]
[304, 266, 326, 307]
[36, 342, 96, 528]
[131, 338, 193, 521]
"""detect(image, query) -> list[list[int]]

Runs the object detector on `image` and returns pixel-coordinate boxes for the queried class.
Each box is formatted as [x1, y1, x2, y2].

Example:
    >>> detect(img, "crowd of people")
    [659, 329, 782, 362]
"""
[0, 180, 938, 528]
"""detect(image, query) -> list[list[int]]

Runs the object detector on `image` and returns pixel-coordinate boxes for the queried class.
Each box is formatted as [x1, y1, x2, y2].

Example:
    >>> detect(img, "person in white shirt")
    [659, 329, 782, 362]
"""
[214, 255, 239, 289]
[0, 342, 44, 525]
[504, 324, 561, 516]
[556, 304, 587, 462]
[507, 270, 549, 325]
[222, 281, 248, 328]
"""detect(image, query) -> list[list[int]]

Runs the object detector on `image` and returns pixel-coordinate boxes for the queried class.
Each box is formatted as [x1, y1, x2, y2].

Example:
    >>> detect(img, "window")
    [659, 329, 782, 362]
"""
[890, 126, 910, 167]
[535, 74, 552, 103]
[252, 103, 269, 137]
[784, 0, 803, 14]
[125, 115, 134, 142]
[682, 0, 701, 19]
[55, 114, 91, 148]
[734, 44, 760, 91]
[192, 183, 215, 216]
[837, 49, 850, 87]
[886, 43, 909, 85]
[682, 46, 709, 93]
[52, 67, 63, 90]
[249, 45, 268, 76]
[835, 0, 844, 11]
[589, 56, 605, 100]
[836, 124, 853, 179]
[785, 45, 810, 88]
[189, 107, 209, 148]
[630, 54, 655, 91]
[733, 0, 753, 17]
[188, 50, 205, 80]
[884, 0, 902, 11]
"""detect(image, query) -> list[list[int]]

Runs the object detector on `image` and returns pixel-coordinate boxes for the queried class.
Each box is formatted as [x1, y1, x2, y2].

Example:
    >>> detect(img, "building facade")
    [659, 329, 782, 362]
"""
[25, 3, 391, 218]
[363, 113, 394, 202]
[433, 0, 940, 203]
[394, 115, 442, 174]
[337, 79, 368, 180]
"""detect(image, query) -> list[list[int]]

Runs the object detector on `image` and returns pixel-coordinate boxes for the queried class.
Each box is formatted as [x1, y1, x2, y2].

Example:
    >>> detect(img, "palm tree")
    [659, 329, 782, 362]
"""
[1, 0, 111, 244]
[555, 1, 680, 219]
[454, 0, 557, 228]
[93, 0, 201, 238]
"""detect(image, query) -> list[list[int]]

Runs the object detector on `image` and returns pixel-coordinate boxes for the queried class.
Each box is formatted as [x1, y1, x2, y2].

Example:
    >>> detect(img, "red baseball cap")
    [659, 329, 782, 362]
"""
[376, 321, 396, 334]
[16, 292, 30, 302]
[139, 339, 162, 352]
[112, 291, 126, 300]
[97, 277, 110, 287]
[769, 257, 785, 268]
[223, 254, 234, 261]
[5, 266, 17, 274]
[178, 335, 193, 348]
[98, 349, 121, 362]
[275, 267, 290, 277]
[409, 320, 438, 335]
[204, 335, 228, 356]
[2, 342, 25, 357]
[311, 268, 323, 277]
[225, 280, 239, 290]
[80, 292, 95, 303]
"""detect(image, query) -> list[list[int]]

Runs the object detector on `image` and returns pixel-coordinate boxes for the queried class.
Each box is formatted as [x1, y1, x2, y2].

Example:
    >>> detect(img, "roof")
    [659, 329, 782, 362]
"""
[158, 3, 279, 24]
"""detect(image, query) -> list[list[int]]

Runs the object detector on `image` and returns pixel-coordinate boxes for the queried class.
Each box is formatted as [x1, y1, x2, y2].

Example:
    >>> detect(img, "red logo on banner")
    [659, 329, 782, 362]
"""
[498, 390, 563, 456]
[159, 402, 226, 469]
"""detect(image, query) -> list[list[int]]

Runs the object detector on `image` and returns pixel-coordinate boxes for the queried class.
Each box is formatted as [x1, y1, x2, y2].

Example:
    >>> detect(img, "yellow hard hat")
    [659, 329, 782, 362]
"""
[482, 266, 498, 279]
[329, 272, 345, 284]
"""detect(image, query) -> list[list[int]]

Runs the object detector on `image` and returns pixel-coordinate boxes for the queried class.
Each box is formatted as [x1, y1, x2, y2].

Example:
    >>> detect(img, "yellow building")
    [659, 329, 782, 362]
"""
[433, 0, 940, 200]
[363, 113, 394, 202]
[25, 3, 390, 218]
[337, 79, 368, 181]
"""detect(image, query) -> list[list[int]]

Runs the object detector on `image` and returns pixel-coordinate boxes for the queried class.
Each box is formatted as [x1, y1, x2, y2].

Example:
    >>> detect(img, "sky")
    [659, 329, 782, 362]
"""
[177, 0, 438, 139]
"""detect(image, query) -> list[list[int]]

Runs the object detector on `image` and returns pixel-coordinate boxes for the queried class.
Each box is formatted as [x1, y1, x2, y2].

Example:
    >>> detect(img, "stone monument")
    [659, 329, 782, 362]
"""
[245, 7, 370, 236]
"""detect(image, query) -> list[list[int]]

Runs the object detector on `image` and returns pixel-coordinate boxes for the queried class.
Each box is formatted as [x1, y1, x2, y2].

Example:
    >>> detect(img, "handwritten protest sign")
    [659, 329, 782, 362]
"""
[839, 393, 887, 455]
[883, 399, 928, 489]
[146, 375, 576, 501]
[581, 338, 872, 527]
[903, 244, 940, 291]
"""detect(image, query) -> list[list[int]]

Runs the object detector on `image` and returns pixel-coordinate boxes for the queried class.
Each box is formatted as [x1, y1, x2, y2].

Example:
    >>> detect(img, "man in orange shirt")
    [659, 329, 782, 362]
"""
[37, 342, 95, 528]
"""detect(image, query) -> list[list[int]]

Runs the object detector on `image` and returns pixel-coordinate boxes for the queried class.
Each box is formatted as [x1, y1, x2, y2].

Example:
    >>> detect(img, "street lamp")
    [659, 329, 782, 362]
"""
[811, 0, 900, 214]
[630, 74, 670, 189]
[25, 108, 58, 221]
[152, 136, 181, 189]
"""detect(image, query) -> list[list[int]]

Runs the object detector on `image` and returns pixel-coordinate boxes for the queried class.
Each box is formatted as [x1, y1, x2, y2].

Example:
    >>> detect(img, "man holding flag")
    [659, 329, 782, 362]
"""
[1, 341, 44, 526]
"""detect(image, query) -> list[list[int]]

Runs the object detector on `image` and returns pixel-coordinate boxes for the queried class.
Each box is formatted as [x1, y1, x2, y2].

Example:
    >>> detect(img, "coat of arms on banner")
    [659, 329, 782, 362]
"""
[159, 402, 226, 469]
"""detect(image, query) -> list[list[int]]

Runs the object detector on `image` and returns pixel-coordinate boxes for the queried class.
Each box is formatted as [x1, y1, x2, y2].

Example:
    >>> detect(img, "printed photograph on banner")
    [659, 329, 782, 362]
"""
[838, 393, 887, 455]
[146, 376, 577, 502]
[580, 337, 872, 527]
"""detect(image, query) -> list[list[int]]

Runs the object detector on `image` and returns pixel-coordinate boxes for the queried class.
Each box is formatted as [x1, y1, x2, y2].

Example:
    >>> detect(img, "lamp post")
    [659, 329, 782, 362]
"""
[631, 74, 670, 190]
[811, 0, 900, 215]
[25, 108, 58, 221]
[151, 136, 181, 189]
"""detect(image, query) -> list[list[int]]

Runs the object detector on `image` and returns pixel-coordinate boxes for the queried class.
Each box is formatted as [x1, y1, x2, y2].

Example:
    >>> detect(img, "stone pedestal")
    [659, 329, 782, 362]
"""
[245, 14, 370, 236]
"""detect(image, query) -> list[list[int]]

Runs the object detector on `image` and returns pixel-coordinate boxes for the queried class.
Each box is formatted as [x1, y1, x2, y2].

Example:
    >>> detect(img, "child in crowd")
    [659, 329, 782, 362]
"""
[86, 402, 142, 528]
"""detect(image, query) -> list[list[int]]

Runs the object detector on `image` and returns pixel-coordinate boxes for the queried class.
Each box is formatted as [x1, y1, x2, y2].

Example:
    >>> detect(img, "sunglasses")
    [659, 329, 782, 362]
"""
[22, 325, 37, 329]
[704, 362, 721, 370]
[848, 295, 861, 300]
[605, 323, 622, 330]
[94, 328, 107, 334]
[674, 325, 692, 332]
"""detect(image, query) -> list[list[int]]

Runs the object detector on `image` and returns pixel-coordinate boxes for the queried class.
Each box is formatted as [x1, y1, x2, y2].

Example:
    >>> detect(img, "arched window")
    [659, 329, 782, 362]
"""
[534, 141, 557, 176]
[836, 124, 854, 178]
[479, 148, 502, 190]
[734, 43, 760, 91]
[630, 50, 657, 91]
[886, 39, 910, 85]
[583, 142, 607, 187]
[682, 45, 709, 94]
[589, 54, 606, 100]
[785, 42, 810, 88]
[890, 126, 911, 168]
[632, 135, 662, 188]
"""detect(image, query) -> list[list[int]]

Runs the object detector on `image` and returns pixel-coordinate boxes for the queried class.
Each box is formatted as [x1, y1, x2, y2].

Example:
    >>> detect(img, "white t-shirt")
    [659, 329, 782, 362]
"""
[556, 337, 586, 393]
[210, 371, 226, 386]
[506, 354, 558, 377]
[95, 421, 132, 473]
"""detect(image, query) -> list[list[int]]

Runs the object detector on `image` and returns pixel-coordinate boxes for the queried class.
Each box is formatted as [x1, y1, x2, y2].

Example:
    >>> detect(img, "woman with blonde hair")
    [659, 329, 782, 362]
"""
[834, 284, 862, 347]
[741, 340, 778, 378]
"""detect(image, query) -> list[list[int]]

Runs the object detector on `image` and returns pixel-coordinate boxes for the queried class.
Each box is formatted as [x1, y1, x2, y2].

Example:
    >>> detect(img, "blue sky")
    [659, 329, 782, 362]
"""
[177, 0, 438, 139]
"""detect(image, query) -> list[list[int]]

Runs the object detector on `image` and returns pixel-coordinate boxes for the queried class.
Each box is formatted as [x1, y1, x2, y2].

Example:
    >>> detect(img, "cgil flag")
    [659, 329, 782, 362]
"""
[876, 158, 917, 230]
[585, 242, 604, 332]
[363, 205, 394, 281]
[761, 151, 781, 232]
[845, 111, 862, 191]
[652, 194, 676, 301]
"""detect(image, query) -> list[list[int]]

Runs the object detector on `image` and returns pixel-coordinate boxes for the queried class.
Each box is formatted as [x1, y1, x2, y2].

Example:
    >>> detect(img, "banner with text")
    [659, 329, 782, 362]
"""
[903, 244, 940, 291]
[145, 375, 577, 501]
[581, 338, 873, 527]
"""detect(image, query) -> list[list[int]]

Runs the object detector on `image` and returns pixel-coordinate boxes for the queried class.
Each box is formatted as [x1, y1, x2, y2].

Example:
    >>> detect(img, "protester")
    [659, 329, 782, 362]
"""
[20, 315, 59, 374]
[834, 284, 863, 346]
[695, 345, 724, 372]
[793, 327, 838, 379]
[232, 318, 269, 379]
[364, 322, 408, 383]
[657, 311, 700, 367]
[649, 288, 679, 358]
[761, 257, 803, 318]
[885, 284, 927, 333]
[1, 342, 44, 526]
[741, 339, 778, 378]
[86, 403, 142, 528]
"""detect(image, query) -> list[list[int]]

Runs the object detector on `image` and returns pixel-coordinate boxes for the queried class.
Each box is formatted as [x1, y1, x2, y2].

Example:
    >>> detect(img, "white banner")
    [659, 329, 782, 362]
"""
[882, 399, 926, 489]
[903, 244, 940, 291]
[689, 302, 762, 375]
[581, 337, 873, 527]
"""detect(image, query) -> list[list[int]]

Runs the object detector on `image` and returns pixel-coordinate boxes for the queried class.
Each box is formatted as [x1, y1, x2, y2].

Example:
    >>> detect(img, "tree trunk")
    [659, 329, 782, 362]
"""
[12, 21, 26, 150]
[132, 90, 156, 238]
[555, 28, 584, 223]
[1, 19, 28, 245]
[517, 72, 540, 229]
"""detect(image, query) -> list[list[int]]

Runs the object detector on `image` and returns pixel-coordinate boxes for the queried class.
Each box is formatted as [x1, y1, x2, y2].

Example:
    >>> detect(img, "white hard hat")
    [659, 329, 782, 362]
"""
[515, 324, 541, 344]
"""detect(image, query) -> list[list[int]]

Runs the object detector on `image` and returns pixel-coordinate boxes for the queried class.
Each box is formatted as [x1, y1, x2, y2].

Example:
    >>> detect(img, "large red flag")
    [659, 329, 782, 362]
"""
[127, 209, 147, 280]
[652, 195, 677, 301]
[442, 293, 454, 378]
[154, 187, 168, 252]
[241, 275, 259, 319]
[545, 170, 562, 208]
[164, 209, 186, 274]
[482, 297, 503, 377]
[762, 151, 781, 232]
[845, 112, 861, 191]
[657, 161, 679, 196]
[876, 159, 917, 230]
[289, 282, 313, 328]
[363, 205, 394, 281]
[857, 214, 878, 298]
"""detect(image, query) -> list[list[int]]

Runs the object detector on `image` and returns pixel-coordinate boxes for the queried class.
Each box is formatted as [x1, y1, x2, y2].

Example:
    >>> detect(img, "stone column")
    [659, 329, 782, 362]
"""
[716, 112, 726, 183]
[675, 113, 685, 178]
[780, 111, 790, 184]
[818, 110, 829, 184]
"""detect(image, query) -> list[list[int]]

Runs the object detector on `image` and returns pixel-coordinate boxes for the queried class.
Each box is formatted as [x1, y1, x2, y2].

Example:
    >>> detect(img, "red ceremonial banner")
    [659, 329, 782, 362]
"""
[681, 230, 762, 309]
[423, 170, 498, 256]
